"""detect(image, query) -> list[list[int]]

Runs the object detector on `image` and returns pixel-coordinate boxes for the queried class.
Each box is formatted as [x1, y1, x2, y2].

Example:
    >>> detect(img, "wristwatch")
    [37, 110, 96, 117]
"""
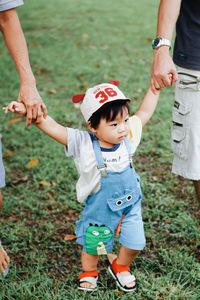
[152, 37, 171, 50]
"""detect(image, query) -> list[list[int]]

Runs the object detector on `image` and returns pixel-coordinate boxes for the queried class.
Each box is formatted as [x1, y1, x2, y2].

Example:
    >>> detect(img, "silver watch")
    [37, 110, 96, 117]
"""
[152, 37, 171, 49]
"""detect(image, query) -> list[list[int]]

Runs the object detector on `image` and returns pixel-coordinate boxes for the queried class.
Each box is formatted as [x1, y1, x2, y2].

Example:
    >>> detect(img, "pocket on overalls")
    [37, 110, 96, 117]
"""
[171, 78, 193, 160]
[107, 189, 138, 212]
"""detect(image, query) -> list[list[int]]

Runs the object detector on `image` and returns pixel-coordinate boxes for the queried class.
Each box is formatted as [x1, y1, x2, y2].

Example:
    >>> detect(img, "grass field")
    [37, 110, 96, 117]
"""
[0, 0, 200, 299]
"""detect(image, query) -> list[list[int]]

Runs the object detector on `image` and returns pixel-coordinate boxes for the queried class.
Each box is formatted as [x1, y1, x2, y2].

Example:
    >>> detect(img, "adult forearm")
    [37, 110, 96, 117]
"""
[151, 0, 182, 92]
[0, 9, 35, 84]
[156, 0, 182, 39]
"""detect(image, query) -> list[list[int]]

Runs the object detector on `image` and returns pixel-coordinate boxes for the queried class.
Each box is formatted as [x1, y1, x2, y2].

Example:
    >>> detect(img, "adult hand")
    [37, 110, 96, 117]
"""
[151, 46, 178, 94]
[18, 83, 47, 126]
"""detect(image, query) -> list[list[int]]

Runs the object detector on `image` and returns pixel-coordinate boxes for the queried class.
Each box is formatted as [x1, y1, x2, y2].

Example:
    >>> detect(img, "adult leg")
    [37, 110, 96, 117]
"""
[172, 68, 200, 207]
[193, 180, 200, 207]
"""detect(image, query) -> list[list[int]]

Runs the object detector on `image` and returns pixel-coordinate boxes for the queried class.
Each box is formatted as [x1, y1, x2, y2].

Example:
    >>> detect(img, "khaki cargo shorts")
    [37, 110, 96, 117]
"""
[171, 67, 200, 180]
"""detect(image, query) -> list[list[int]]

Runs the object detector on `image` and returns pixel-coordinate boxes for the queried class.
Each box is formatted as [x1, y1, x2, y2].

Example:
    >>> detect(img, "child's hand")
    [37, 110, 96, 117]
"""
[3, 101, 26, 115]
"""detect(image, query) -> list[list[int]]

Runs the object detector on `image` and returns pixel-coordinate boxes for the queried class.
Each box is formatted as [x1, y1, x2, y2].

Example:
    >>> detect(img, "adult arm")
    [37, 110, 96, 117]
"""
[0, 8, 47, 125]
[151, 0, 182, 94]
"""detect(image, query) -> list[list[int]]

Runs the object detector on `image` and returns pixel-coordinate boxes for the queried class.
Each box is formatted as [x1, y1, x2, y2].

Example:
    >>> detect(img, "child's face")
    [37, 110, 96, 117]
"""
[89, 106, 130, 148]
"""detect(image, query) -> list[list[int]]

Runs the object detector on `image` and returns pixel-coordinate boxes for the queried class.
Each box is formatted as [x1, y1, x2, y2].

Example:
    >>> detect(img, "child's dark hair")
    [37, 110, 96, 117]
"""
[89, 100, 130, 129]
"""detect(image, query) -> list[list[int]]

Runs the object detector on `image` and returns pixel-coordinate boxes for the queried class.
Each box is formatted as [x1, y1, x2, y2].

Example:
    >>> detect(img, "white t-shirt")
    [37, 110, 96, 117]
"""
[65, 115, 142, 203]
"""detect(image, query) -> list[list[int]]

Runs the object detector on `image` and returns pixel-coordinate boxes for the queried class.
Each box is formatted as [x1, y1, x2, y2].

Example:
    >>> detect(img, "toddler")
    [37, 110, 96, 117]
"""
[5, 81, 159, 292]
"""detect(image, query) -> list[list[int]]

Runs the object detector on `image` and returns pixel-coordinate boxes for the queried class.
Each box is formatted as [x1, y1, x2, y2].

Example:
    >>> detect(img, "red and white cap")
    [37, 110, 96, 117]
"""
[72, 80, 129, 121]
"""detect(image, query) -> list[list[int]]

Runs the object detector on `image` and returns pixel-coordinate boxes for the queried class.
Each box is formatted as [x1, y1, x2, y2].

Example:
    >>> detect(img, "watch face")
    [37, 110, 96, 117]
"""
[152, 37, 161, 48]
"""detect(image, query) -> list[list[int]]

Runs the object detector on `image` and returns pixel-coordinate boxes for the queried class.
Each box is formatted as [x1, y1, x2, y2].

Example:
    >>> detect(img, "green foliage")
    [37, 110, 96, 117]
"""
[0, 0, 200, 299]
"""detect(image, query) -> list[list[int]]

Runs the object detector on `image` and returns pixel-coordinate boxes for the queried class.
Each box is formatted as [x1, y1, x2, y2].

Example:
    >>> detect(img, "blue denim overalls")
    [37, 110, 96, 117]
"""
[76, 135, 145, 254]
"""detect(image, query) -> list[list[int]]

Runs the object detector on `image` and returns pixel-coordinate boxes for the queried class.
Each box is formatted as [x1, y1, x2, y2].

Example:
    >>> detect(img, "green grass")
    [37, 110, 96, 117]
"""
[0, 0, 200, 299]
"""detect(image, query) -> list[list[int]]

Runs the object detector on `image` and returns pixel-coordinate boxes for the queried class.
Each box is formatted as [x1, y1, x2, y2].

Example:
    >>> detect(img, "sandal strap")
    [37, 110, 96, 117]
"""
[79, 276, 98, 287]
[112, 258, 130, 274]
[117, 273, 136, 287]
[78, 270, 98, 279]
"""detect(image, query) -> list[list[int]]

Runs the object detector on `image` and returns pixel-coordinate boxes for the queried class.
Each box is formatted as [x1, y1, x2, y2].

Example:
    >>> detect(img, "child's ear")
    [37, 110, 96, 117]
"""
[87, 121, 96, 133]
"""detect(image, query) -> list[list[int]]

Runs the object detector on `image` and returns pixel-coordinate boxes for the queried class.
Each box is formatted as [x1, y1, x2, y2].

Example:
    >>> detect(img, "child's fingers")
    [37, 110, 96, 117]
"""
[2, 107, 8, 113]
[3, 101, 18, 113]
[3, 101, 26, 115]
[7, 101, 17, 112]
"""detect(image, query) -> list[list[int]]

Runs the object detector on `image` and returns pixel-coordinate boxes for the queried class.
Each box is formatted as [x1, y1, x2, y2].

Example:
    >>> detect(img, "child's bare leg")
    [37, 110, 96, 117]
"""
[80, 250, 99, 289]
[116, 246, 139, 288]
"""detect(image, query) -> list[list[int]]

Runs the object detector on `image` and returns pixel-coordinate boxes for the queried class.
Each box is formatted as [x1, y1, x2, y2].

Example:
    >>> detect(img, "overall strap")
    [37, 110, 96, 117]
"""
[89, 133, 107, 177]
[124, 137, 134, 168]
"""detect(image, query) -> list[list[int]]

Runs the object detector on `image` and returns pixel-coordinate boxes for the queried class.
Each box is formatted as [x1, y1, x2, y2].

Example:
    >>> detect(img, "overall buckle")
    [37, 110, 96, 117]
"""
[97, 164, 107, 177]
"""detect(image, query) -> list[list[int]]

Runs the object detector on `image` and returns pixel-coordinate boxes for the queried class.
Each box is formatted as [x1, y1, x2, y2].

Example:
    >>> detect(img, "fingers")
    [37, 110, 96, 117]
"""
[151, 73, 175, 93]
[3, 101, 18, 113]
[34, 106, 43, 124]
[26, 106, 33, 127]
[171, 69, 178, 83]
[3, 101, 26, 116]
[150, 78, 160, 95]
[32, 105, 38, 120]
[41, 103, 48, 118]
[25, 101, 38, 126]
[25, 101, 47, 126]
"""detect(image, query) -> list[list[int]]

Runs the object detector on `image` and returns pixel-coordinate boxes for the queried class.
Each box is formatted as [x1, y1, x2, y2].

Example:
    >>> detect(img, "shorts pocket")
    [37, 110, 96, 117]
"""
[172, 101, 191, 160]
[177, 72, 200, 91]
[171, 127, 190, 160]
[171, 96, 191, 160]
[107, 189, 138, 212]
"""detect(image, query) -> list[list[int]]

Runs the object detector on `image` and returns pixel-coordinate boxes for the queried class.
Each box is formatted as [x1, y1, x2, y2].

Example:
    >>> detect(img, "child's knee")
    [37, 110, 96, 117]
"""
[123, 246, 140, 256]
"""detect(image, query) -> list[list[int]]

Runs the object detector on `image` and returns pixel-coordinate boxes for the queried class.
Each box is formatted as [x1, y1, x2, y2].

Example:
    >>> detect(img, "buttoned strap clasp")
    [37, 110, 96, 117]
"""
[97, 163, 108, 177]
[124, 138, 134, 168]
